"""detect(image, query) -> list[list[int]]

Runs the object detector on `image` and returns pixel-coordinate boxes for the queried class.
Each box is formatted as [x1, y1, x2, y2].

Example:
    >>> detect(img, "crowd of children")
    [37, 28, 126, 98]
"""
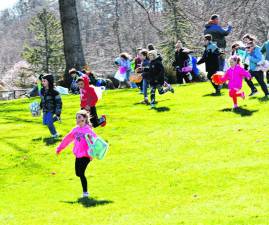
[31, 13, 269, 199]
[195, 14, 269, 109]
[114, 44, 174, 108]
[34, 66, 108, 198]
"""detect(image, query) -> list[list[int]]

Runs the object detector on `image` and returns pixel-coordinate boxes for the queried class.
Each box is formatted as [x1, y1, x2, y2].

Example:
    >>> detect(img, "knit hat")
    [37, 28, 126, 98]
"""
[204, 34, 213, 41]
[147, 44, 155, 51]
[211, 14, 219, 20]
[148, 50, 158, 59]
[69, 68, 78, 75]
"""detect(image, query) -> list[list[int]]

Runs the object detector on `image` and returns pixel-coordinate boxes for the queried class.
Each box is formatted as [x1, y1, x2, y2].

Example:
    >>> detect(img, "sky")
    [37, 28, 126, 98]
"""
[0, 0, 19, 11]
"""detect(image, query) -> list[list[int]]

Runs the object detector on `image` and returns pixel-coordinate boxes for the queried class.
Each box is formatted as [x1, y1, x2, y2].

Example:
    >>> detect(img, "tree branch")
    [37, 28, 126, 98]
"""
[133, 0, 163, 35]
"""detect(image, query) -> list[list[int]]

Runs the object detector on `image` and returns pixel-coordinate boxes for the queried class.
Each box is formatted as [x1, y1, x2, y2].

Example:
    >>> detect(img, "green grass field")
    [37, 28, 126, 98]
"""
[1, 82, 269, 225]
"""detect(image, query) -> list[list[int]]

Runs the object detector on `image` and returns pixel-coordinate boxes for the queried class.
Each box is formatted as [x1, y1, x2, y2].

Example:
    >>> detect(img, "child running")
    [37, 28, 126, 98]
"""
[219, 55, 251, 109]
[76, 75, 106, 128]
[140, 49, 150, 104]
[40, 74, 62, 138]
[56, 110, 96, 198]
[144, 50, 174, 108]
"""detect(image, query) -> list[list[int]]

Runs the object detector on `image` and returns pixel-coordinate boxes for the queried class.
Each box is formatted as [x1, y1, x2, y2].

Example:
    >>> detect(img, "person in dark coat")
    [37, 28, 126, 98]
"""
[204, 14, 232, 49]
[172, 41, 191, 84]
[204, 14, 232, 71]
[144, 50, 174, 108]
[40, 74, 62, 138]
[197, 34, 221, 95]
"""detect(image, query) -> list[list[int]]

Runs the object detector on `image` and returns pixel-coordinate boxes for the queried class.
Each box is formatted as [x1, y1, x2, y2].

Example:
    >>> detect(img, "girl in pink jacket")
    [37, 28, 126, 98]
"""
[56, 110, 97, 198]
[221, 55, 251, 109]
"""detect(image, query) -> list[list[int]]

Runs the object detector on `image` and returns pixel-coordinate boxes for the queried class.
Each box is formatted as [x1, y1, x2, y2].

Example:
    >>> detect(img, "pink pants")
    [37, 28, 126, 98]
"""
[229, 89, 242, 105]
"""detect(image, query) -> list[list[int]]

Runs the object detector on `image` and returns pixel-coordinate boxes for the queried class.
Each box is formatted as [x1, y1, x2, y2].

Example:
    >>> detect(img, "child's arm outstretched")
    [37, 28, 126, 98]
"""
[220, 70, 229, 83]
[56, 130, 74, 154]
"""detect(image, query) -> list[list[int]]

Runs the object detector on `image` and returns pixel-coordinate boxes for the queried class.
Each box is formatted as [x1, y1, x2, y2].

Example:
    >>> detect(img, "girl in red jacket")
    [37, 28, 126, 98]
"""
[76, 75, 106, 128]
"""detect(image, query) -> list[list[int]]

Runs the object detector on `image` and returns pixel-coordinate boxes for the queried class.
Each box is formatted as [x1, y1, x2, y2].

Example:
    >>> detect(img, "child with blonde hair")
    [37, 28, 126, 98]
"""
[56, 110, 97, 198]
[216, 55, 251, 109]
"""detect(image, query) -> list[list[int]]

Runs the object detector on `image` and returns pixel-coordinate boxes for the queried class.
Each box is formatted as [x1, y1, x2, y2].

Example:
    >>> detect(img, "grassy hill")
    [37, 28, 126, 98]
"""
[1, 82, 269, 225]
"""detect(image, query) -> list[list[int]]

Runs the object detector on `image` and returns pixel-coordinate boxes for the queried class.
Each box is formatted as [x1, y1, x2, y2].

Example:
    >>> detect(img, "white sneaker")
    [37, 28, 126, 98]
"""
[57, 117, 62, 123]
[52, 133, 59, 138]
[82, 192, 89, 198]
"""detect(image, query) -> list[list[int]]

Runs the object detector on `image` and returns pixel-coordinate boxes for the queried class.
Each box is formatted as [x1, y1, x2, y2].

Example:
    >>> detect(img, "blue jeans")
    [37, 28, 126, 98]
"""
[143, 79, 148, 98]
[43, 112, 57, 135]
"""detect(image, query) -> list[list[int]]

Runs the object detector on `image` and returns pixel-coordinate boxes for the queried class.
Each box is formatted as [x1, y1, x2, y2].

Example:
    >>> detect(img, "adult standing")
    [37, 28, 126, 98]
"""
[241, 34, 258, 96]
[172, 41, 191, 84]
[204, 14, 232, 71]
[261, 31, 269, 84]
[197, 34, 221, 95]
[246, 42, 269, 97]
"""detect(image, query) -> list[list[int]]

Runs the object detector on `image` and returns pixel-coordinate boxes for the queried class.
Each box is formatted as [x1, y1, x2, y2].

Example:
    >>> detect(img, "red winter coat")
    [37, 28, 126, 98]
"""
[80, 75, 98, 108]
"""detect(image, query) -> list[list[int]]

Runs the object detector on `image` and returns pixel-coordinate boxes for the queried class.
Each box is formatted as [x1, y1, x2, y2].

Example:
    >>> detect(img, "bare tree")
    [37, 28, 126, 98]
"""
[58, 0, 86, 85]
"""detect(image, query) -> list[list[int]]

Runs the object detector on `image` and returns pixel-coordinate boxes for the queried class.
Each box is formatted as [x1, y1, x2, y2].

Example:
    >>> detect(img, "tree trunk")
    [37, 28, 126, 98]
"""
[58, 0, 86, 86]
[43, 9, 49, 73]
[113, 0, 122, 53]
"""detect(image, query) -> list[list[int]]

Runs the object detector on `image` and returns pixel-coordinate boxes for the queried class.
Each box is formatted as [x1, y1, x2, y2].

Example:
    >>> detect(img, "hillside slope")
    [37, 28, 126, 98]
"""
[1, 83, 269, 225]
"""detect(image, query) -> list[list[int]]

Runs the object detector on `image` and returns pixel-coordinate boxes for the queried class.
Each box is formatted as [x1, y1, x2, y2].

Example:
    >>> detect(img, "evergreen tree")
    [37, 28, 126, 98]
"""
[22, 9, 65, 81]
[159, 0, 192, 65]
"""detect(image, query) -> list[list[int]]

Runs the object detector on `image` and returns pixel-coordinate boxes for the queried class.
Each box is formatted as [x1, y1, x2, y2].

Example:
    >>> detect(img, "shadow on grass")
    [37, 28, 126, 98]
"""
[220, 107, 258, 117]
[153, 106, 170, 112]
[248, 96, 258, 100]
[32, 137, 43, 142]
[1, 115, 40, 124]
[62, 198, 113, 208]
[258, 96, 269, 102]
[203, 93, 222, 97]
[248, 96, 269, 102]
[0, 108, 27, 113]
[133, 99, 171, 106]
[43, 137, 61, 145]
[133, 102, 147, 106]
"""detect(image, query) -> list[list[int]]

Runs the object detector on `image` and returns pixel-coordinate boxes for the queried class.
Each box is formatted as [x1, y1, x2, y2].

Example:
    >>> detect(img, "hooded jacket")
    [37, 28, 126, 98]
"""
[40, 74, 62, 116]
[248, 46, 263, 71]
[80, 75, 98, 108]
[204, 21, 232, 49]
[172, 48, 190, 69]
[144, 57, 165, 85]
[221, 65, 251, 90]
[56, 124, 97, 159]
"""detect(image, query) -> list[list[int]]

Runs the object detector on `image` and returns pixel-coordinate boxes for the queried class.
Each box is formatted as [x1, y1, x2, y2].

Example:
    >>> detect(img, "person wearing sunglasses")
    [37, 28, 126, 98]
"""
[246, 42, 269, 97]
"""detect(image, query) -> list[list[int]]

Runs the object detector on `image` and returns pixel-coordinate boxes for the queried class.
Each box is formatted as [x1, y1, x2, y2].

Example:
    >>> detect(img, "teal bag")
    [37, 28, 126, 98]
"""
[85, 134, 109, 160]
